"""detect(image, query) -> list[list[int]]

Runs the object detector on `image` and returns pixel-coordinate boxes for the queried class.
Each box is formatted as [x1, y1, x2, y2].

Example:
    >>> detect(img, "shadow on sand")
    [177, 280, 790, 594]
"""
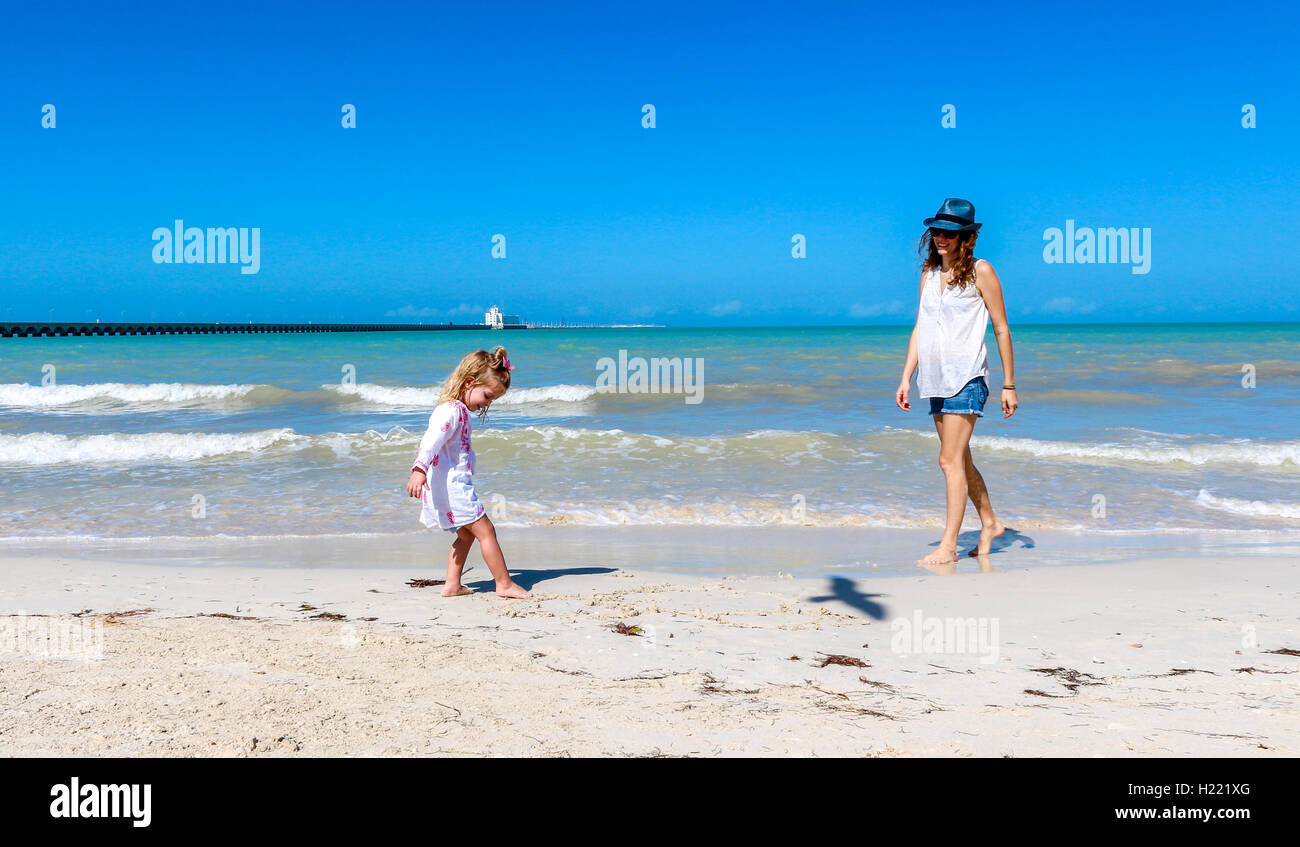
[466, 566, 616, 592]
[931, 527, 1036, 555]
[807, 576, 888, 620]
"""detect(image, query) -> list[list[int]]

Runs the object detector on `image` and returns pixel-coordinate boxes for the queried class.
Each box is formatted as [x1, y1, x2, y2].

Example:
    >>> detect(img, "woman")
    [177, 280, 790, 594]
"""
[896, 198, 1018, 565]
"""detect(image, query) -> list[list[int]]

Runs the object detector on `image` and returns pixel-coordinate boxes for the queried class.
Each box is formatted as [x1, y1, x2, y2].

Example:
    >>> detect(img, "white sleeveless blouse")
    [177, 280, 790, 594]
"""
[916, 258, 991, 399]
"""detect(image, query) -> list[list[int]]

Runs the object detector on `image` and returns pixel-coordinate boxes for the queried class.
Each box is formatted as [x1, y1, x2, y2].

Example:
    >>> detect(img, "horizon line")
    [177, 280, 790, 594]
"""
[5, 318, 1297, 331]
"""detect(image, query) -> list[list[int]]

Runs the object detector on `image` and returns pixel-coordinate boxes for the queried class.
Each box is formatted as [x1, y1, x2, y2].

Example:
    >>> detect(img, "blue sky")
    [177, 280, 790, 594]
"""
[2, 0, 1297, 326]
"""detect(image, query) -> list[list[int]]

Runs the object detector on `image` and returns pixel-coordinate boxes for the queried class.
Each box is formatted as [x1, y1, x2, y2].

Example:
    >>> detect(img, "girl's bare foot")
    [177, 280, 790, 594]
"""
[968, 521, 1007, 557]
[917, 545, 959, 567]
[495, 583, 530, 599]
[441, 585, 473, 597]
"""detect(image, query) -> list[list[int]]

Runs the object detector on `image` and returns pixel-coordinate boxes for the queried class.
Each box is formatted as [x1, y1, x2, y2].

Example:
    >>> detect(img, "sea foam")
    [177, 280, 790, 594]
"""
[1195, 489, 1300, 520]
[0, 382, 262, 409]
[969, 435, 1300, 468]
[0, 429, 302, 465]
[322, 382, 597, 408]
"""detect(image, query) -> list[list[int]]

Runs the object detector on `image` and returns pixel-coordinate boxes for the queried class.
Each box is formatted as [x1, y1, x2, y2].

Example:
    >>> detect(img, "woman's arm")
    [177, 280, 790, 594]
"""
[896, 273, 926, 411]
[976, 262, 1018, 418]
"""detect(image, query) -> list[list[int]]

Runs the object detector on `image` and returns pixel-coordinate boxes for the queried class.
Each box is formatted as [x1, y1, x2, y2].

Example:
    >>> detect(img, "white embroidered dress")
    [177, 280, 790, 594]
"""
[916, 258, 991, 398]
[411, 399, 485, 531]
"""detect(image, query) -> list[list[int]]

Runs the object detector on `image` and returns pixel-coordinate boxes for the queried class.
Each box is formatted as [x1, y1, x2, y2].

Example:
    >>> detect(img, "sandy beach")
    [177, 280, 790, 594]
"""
[3, 529, 1297, 757]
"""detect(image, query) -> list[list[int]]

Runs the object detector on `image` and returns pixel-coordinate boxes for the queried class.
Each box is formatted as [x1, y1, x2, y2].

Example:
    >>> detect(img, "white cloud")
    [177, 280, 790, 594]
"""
[1039, 297, 1097, 316]
[849, 300, 904, 318]
[386, 303, 483, 319]
[708, 300, 743, 317]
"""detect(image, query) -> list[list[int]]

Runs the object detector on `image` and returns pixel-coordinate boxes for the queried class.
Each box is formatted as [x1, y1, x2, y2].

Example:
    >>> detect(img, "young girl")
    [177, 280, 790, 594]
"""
[896, 198, 1019, 565]
[405, 346, 529, 598]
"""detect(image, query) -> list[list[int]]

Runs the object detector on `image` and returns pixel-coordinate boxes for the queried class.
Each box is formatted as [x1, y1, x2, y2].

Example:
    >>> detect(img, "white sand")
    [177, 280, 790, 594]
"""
[1, 545, 1297, 757]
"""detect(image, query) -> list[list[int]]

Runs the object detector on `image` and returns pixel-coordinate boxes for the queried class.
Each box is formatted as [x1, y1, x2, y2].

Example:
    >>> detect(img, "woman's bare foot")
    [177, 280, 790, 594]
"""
[441, 584, 473, 597]
[496, 583, 530, 599]
[968, 521, 1007, 557]
[917, 545, 959, 567]
[919, 558, 958, 575]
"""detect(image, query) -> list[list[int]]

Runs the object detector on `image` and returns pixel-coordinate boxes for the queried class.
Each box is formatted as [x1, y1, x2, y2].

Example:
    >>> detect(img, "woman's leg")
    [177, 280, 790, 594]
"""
[464, 515, 529, 598]
[963, 446, 1006, 556]
[918, 413, 977, 566]
[442, 527, 474, 596]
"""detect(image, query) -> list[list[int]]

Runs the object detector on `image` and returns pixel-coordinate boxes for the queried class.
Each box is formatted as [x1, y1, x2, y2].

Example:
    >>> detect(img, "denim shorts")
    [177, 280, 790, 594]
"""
[929, 376, 989, 417]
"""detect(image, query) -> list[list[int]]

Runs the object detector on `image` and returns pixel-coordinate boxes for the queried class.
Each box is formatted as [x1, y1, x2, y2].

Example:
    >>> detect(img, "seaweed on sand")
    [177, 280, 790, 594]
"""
[100, 608, 155, 625]
[1029, 667, 1104, 693]
[815, 653, 868, 669]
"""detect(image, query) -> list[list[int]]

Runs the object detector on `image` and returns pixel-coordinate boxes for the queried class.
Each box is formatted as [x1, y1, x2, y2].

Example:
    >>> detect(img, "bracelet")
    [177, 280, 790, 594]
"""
[1002, 383, 1016, 389]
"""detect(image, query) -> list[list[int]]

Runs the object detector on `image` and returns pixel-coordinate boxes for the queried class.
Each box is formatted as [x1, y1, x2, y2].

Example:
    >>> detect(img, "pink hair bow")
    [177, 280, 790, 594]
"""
[502, 355, 514, 371]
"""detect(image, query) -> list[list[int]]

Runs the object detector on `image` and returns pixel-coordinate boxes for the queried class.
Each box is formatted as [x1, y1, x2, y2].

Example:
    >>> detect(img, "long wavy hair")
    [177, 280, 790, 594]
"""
[917, 228, 980, 289]
[439, 346, 512, 419]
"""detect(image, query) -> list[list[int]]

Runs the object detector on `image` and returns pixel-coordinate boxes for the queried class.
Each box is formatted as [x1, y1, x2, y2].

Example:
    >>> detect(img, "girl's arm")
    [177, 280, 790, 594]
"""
[406, 404, 458, 497]
[895, 273, 926, 411]
[976, 262, 1018, 418]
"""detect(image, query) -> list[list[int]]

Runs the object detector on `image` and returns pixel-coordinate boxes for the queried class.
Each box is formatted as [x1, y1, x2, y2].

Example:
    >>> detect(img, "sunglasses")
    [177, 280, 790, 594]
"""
[929, 228, 962, 239]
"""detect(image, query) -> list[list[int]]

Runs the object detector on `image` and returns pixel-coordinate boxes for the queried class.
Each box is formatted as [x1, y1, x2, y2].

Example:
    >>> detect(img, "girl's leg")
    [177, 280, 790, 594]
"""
[918, 413, 977, 566]
[442, 527, 474, 596]
[963, 446, 1006, 556]
[464, 515, 529, 598]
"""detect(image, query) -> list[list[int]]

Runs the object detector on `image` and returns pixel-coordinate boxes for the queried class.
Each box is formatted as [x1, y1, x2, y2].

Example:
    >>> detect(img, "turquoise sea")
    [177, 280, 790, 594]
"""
[1, 323, 1298, 548]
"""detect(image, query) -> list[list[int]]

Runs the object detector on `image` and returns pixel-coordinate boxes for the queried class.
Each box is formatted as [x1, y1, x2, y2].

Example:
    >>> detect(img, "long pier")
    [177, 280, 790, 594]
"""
[1, 322, 528, 338]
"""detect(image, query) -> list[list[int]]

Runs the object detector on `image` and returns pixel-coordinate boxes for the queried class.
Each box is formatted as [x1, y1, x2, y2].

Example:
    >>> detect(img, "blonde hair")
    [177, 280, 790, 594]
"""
[439, 346, 513, 415]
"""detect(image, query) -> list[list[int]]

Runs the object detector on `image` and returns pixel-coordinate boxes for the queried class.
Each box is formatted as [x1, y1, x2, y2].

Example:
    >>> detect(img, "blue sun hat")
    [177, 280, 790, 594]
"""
[923, 198, 982, 232]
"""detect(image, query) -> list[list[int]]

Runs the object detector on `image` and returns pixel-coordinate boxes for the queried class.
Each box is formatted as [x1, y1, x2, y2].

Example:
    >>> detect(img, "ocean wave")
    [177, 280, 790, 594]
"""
[495, 384, 598, 405]
[0, 381, 267, 410]
[967, 434, 1300, 468]
[0, 429, 303, 465]
[0, 530, 422, 544]
[0, 381, 604, 414]
[14, 422, 1295, 472]
[1195, 489, 1300, 520]
[322, 383, 438, 407]
[472, 425, 874, 464]
[0, 424, 872, 467]
[481, 498, 908, 528]
[322, 382, 598, 408]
